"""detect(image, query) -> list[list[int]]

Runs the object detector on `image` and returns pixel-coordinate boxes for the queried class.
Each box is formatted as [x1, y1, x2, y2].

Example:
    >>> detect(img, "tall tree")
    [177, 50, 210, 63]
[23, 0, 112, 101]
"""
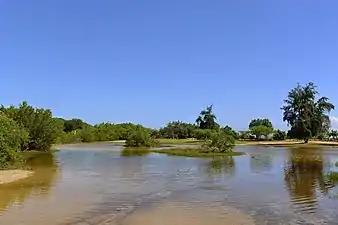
[249, 118, 273, 129]
[196, 105, 219, 130]
[281, 82, 334, 143]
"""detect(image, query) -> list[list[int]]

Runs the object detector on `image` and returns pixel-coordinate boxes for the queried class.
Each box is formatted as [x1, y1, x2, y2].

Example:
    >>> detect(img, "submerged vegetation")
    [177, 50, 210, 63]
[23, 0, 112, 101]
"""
[0, 82, 337, 168]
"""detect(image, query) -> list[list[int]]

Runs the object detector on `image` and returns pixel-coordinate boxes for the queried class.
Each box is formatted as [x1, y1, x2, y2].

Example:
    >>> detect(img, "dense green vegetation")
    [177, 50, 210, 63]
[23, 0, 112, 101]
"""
[196, 105, 219, 130]
[0, 101, 156, 168]
[273, 129, 287, 141]
[125, 125, 158, 148]
[0, 82, 337, 168]
[282, 82, 335, 143]
[0, 114, 27, 169]
[249, 118, 273, 129]
[201, 130, 235, 153]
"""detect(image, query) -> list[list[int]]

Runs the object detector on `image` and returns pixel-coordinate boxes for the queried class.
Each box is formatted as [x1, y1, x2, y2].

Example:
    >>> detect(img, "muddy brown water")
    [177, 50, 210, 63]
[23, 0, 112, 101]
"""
[1, 144, 338, 224]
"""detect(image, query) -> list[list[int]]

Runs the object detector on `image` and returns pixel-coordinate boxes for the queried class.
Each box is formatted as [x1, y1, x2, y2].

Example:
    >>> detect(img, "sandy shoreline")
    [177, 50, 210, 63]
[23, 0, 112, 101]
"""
[52, 142, 125, 151]
[55, 140, 338, 150]
[0, 170, 34, 185]
[236, 140, 338, 147]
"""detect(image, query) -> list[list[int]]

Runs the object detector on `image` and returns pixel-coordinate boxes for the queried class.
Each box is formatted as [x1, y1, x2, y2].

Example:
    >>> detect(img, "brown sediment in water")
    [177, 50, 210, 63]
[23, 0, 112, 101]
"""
[0, 170, 34, 184]
[121, 202, 254, 225]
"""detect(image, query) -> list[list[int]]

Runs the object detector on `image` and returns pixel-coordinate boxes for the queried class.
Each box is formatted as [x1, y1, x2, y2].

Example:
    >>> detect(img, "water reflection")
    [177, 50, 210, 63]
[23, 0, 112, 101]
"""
[0, 152, 58, 213]
[284, 148, 338, 213]
[120, 149, 150, 157]
[322, 172, 338, 199]
[3, 145, 338, 224]
[200, 157, 236, 176]
[249, 153, 273, 173]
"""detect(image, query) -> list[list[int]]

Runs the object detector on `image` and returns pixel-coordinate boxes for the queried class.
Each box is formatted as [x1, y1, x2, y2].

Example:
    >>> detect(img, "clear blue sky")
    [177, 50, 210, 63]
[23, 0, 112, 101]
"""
[1, 1, 338, 130]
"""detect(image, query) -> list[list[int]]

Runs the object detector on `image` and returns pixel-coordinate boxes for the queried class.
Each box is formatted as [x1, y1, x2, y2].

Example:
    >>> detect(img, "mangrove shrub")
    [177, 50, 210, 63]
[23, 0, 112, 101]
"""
[125, 126, 157, 148]
[194, 129, 216, 140]
[201, 131, 235, 153]
[0, 101, 60, 151]
[0, 114, 29, 169]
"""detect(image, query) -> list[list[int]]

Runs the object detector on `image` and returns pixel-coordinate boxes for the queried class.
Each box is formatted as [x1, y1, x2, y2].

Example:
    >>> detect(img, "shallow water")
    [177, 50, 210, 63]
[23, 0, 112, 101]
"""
[1, 143, 338, 224]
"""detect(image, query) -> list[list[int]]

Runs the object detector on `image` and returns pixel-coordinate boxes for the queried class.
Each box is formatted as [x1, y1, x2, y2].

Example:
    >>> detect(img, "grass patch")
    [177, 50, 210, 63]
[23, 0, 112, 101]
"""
[155, 138, 201, 145]
[151, 148, 245, 158]
[325, 172, 338, 184]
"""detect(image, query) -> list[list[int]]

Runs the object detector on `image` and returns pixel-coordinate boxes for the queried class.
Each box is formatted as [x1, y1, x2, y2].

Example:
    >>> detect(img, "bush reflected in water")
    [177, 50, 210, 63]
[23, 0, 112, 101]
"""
[206, 157, 235, 176]
[0, 152, 58, 212]
[120, 148, 151, 157]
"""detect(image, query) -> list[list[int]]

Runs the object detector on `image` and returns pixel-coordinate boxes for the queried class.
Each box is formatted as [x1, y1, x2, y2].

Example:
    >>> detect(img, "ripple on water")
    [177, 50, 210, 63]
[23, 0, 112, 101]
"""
[3, 145, 338, 224]
[120, 201, 255, 225]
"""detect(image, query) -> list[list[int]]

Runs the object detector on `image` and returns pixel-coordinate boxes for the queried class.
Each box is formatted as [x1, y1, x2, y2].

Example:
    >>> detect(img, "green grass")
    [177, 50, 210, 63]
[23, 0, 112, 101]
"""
[151, 148, 245, 157]
[120, 148, 151, 156]
[155, 138, 201, 145]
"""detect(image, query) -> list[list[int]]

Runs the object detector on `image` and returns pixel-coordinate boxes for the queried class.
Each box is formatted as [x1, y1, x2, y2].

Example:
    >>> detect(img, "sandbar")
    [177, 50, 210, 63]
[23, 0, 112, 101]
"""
[0, 170, 33, 184]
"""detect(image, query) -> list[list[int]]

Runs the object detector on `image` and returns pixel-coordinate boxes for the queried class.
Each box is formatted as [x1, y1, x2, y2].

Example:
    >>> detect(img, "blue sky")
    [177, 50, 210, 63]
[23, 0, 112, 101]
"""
[1, 1, 338, 130]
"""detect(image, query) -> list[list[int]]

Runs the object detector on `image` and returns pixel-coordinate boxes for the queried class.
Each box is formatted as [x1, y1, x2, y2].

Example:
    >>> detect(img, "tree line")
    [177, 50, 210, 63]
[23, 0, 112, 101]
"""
[0, 82, 336, 168]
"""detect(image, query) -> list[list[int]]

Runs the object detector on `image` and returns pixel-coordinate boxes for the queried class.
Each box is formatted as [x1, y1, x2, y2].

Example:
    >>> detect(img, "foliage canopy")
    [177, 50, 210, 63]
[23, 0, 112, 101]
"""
[201, 131, 235, 153]
[282, 82, 334, 142]
[0, 114, 28, 169]
[249, 118, 273, 129]
[196, 105, 219, 130]
[0, 101, 61, 151]
[125, 126, 157, 148]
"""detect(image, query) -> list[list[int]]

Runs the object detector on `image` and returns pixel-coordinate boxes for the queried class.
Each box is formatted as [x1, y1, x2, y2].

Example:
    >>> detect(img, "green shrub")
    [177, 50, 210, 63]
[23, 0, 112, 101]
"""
[194, 129, 216, 140]
[79, 127, 97, 143]
[201, 131, 235, 153]
[0, 101, 61, 151]
[157, 121, 198, 139]
[55, 131, 82, 144]
[125, 126, 157, 148]
[0, 114, 29, 169]
[273, 129, 286, 140]
[222, 126, 239, 139]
